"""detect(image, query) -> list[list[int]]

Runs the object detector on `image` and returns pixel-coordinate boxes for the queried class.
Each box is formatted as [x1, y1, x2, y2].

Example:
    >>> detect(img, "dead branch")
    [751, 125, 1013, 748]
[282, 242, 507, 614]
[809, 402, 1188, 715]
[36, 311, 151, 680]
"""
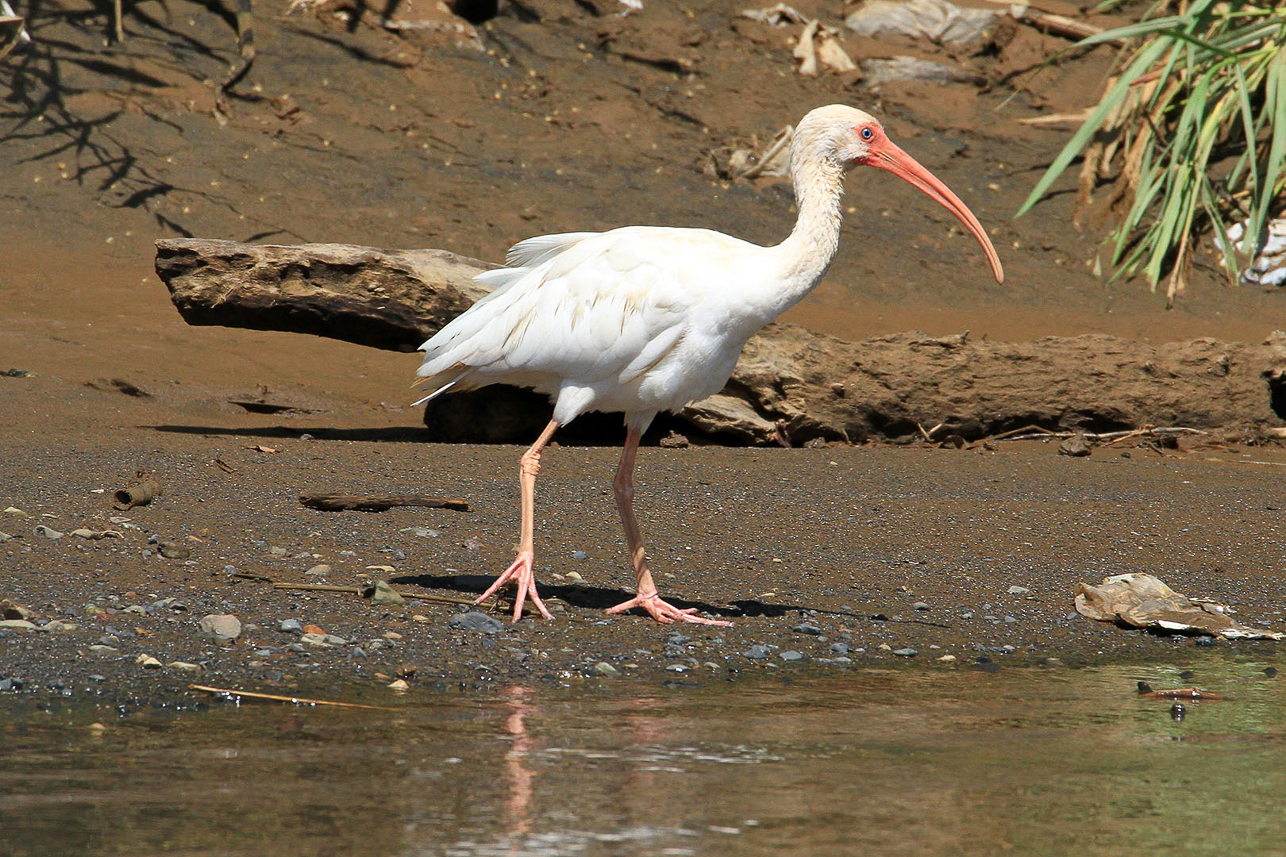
[299, 493, 470, 512]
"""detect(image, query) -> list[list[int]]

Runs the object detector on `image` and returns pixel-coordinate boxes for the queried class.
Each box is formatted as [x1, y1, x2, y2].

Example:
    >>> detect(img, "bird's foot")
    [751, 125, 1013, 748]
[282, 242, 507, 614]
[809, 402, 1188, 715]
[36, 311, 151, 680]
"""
[605, 591, 731, 626]
[475, 551, 553, 622]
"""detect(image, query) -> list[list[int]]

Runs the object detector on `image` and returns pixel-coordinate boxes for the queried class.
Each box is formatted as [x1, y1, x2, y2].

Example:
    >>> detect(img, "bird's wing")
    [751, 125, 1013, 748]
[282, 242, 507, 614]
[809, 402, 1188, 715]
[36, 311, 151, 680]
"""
[416, 227, 752, 400]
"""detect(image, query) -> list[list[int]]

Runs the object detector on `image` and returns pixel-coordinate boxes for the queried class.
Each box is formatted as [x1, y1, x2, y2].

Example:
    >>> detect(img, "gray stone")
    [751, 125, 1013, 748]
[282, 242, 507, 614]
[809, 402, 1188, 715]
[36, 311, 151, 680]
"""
[450, 612, 504, 635]
[33, 525, 63, 539]
[780, 650, 806, 661]
[369, 579, 406, 607]
[593, 661, 620, 677]
[793, 622, 824, 635]
[279, 618, 302, 633]
[1007, 585, 1031, 595]
[913, 602, 931, 611]
[829, 641, 850, 655]
[744, 645, 771, 660]
[893, 647, 918, 657]
[0, 619, 36, 630]
[198, 614, 242, 642]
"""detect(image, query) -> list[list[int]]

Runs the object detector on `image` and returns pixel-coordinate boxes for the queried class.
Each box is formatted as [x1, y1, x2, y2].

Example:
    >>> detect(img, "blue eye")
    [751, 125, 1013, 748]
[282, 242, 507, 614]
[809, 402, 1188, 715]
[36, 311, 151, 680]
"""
[860, 126, 874, 140]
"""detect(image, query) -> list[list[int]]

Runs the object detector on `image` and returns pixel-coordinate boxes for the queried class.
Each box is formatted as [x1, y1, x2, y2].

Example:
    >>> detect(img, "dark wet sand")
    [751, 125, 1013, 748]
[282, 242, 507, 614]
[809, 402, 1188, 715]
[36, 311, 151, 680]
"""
[2, 373, 1284, 697]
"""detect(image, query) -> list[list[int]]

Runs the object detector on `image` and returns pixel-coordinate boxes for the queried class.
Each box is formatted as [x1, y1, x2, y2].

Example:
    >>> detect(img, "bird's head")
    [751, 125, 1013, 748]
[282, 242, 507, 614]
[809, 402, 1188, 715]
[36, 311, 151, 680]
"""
[796, 105, 1005, 284]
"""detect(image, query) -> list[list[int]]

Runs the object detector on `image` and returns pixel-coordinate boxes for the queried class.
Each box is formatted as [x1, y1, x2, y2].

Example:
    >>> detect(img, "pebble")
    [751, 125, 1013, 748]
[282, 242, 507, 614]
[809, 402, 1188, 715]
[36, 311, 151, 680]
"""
[0, 619, 35, 630]
[780, 650, 805, 662]
[743, 645, 770, 660]
[89, 644, 118, 653]
[793, 622, 824, 635]
[4, 506, 30, 517]
[34, 525, 64, 539]
[913, 602, 931, 611]
[279, 618, 302, 633]
[70, 528, 122, 540]
[0, 677, 21, 691]
[198, 614, 243, 642]
[158, 541, 191, 559]
[269, 546, 289, 557]
[400, 527, 440, 539]
[135, 654, 162, 669]
[893, 647, 918, 657]
[450, 612, 504, 635]
[167, 662, 202, 672]
[828, 642, 849, 655]
[300, 632, 334, 647]
[305, 564, 331, 576]
[571, 550, 588, 560]
[42, 619, 77, 632]
[1007, 585, 1030, 595]
[387, 679, 410, 691]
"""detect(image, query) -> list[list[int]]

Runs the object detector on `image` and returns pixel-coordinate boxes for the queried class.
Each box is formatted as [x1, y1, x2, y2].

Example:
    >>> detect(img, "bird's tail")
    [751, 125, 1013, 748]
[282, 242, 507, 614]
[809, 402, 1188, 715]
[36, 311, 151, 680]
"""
[410, 362, 471, 407]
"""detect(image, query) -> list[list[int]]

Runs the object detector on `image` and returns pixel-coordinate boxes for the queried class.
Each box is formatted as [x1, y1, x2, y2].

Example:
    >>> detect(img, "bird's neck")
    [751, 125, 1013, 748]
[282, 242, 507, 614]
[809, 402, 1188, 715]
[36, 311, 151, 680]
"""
[771, 152, 845, 311]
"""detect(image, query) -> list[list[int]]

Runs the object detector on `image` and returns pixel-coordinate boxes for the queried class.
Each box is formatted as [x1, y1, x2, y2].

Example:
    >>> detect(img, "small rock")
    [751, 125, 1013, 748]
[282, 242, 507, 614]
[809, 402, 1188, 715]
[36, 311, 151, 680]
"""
[300, 632, 333, 647]
[70, 528, 123, 540]
[135, 654, 162, 669]
[780, 650, 806, 662]
[396, 663, 418, 679]
[198, 614, 242, 642]
[1007, 585, 1030, 595]
[369, 579, 406, 607]
[387, 679, 410, 691]
[594, 661, 620, 677]
[33, 525, 64, 539]
[829, 641, 850, 655]
[571, 550, 588, 560]
[89, 644, 118, 653]
[43, 619, 78, 632]
[566, 570, 585, 581]
[913, 602, 931, 611]
[937, 654, 957, 662]
[167, 661, 202, 672]
[450, 612, 504, 635]
[743, 645, 770, 660]
[1, 599, 34, 620]
[1058, 434, 1092, 457]
[158, 541, 191, 559]
[279, 618, 302, 633]
[383, 631, 403, 641]
[268, 546, 289, 557]
[305, 564, 331, 576]
[0, 619, 36, 630]
[793, 622, 824, 635]
[412, 614, 430, 623]
[893, 647, 918, 657]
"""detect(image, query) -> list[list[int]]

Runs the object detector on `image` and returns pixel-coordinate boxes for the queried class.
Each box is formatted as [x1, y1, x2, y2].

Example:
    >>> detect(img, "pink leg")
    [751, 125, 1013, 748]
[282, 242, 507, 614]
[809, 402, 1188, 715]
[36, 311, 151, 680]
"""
[606, 428, 732, 626]
[476, 419, 559, 622]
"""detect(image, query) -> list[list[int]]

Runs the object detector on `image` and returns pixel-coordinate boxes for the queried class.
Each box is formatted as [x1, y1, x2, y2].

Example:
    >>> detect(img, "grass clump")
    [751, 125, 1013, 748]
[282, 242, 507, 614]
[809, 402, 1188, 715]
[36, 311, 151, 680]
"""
[1019, 1, 1286, 303]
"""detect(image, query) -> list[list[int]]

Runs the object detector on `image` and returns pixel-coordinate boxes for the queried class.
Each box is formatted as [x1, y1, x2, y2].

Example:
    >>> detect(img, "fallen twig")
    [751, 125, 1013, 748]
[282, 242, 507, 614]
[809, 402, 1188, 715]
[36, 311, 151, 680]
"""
[300, 493, 470, 512]
[189, 684, 397, 710]
[992, 426, 1209, 443]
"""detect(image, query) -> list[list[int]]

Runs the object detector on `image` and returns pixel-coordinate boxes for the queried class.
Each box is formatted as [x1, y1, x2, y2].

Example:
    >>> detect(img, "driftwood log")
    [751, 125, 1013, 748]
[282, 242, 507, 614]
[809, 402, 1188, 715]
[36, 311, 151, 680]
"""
[156, 238, 1286, 445]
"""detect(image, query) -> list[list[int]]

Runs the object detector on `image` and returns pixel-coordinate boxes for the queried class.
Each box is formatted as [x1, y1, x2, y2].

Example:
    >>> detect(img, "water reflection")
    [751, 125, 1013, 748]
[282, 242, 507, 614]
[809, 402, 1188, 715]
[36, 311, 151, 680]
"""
[1, 659, 1283, 856]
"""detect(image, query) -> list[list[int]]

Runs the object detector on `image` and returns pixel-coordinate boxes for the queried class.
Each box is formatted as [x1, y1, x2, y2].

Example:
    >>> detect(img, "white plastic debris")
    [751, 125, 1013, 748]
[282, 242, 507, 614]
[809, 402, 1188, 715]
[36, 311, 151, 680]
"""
[794, 19, 857, 76]
[845, 0, 1000, 46]
[740, 3, 809, 26]
[861, 55, 980, 87]
[1221, 218, 1286, 286]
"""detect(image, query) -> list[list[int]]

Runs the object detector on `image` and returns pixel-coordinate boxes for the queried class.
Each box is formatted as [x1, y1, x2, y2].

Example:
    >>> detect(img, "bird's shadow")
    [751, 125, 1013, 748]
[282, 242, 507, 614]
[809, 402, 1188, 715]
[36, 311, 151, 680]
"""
[392, 573, 803, 621]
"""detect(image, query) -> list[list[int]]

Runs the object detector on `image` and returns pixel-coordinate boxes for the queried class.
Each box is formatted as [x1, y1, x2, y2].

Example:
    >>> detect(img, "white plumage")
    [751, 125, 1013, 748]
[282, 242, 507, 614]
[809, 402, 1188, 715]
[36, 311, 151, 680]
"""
[413, 104, 1003, 625]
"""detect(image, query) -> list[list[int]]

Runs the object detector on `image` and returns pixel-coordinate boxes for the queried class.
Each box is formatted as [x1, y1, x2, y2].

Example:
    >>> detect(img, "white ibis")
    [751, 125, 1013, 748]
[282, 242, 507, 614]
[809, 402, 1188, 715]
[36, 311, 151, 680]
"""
[414, 104, 1003, 625]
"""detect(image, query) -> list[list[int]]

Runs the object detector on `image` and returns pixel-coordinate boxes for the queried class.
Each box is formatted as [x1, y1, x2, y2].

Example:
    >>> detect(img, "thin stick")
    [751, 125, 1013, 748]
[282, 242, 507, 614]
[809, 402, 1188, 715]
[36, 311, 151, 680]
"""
[993, 426, 1209, 443]
[300, 493, 470, 512]
[189, 684, 397, 710]
[269, 581, 538, 616]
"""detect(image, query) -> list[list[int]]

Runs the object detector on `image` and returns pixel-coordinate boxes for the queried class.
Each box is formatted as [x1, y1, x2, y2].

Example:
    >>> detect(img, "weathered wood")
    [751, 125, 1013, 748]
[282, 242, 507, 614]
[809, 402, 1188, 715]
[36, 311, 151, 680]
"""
[156, 238, 1286, 444]
[155, 238, 494, 352]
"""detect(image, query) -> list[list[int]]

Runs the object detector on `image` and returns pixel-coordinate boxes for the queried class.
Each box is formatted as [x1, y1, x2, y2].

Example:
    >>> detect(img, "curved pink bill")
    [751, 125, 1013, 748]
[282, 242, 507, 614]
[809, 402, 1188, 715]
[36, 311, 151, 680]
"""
[868, 139, 1005, 284]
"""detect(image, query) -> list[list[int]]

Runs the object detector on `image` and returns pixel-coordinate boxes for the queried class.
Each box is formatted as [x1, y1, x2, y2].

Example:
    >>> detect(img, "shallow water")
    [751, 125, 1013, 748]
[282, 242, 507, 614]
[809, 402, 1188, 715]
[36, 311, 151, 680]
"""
[2, 659, 1283, 857]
